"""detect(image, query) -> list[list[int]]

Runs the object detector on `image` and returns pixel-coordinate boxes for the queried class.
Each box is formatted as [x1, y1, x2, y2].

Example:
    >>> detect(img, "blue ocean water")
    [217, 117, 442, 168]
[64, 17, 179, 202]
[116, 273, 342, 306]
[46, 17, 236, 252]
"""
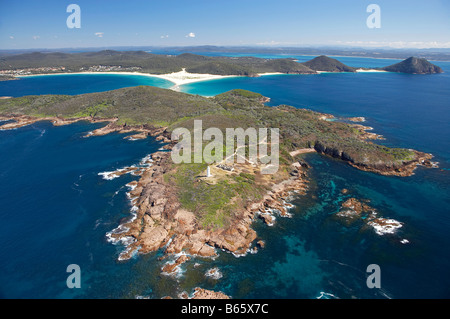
[0, 57, 449, 298]
[0, 121, 174, 298]
[0, 73, 173, 97]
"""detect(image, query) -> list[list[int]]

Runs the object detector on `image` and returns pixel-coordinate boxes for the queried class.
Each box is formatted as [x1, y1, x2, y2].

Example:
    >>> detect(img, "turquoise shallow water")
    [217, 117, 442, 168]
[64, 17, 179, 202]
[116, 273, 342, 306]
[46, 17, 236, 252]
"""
[0, 56, 449, 298]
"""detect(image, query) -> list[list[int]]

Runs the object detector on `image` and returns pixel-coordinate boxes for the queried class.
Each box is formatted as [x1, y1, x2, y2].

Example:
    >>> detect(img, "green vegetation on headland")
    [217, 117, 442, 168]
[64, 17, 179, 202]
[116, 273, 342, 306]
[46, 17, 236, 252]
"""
[0, 86, 435, 232]
[164, 161, 266, 228]
[0, 50, 443, 76]
[0, 85, 423, 170]
[0, 51, 316, 76]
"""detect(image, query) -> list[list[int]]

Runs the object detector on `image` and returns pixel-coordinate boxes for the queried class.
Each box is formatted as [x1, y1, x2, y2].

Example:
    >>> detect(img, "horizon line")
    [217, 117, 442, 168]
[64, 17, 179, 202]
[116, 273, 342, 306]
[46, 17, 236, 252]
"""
[2, 44, 450, 52]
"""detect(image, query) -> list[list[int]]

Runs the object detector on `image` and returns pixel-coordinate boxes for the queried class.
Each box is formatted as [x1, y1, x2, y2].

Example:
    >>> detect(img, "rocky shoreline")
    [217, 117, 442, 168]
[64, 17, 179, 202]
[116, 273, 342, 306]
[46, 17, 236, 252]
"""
[84, 119, 171, 142]
[0, 113, 438, 298]
[104, 145, 308, 299]
[348, 150, 435, 177]
[0, 114, 309, 262]
[312, 113, 437, 177]
[107, 148, 309, 262]
[0, 114, 116, 131]
[0, 114, 172, 142]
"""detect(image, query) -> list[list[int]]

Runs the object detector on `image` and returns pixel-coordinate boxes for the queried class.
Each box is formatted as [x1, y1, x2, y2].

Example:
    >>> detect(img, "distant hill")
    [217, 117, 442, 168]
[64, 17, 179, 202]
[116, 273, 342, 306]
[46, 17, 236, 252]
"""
[382, 57, 443, 74]
[0, 51, 317, 76]
[0, 51, 444, 77]
[302, 55, 356, 72]
[264, 59, 316, 74]
[166, 46, 450, 61]
[176, 53, 211, 62]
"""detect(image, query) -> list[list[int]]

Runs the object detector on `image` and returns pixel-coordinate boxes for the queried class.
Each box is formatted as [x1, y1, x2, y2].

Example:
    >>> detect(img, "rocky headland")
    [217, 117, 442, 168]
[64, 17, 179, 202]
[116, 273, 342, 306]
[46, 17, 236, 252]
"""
[106, 146, 309, 264]
[0, 86, 439, 298]
[0, 114, 115, 130]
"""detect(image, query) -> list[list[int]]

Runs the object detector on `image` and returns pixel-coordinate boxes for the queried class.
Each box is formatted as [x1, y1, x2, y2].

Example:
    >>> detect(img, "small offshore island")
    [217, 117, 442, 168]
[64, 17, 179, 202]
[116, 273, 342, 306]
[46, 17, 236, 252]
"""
[0, 51, 443, 85]
[0, 85, 437, 298]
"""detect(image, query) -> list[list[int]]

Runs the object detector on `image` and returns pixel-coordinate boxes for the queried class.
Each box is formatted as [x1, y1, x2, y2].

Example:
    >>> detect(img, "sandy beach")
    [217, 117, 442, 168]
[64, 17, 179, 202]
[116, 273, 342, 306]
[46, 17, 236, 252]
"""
[146, 68, 238, 86]
[15, 68, 390, 91]
[15, 69, 387, 92]
[17, 69, 287, 90]
[355, 69, 389, 73]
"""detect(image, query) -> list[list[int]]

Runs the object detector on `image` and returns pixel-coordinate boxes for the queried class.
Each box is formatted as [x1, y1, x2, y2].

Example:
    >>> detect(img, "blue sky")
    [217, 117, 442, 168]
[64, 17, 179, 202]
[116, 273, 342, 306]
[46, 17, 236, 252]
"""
[1, 0, 449, 50]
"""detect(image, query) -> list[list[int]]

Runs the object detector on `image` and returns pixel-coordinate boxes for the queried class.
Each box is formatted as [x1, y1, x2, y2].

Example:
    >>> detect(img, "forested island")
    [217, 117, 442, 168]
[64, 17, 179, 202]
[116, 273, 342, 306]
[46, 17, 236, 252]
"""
[381, 56, 443, 74]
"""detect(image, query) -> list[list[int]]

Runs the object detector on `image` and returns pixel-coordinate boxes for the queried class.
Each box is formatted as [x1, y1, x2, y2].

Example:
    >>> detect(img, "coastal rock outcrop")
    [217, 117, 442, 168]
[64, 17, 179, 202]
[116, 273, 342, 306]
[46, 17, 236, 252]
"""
[348, 151, 435, 177]
[314, 138, 435, 177]
[335, 195, 404, 237]
[107, 146, 309, 268]
[107, 151, 256, 261]
[191, 288, 230, 299]
[163, 288, 230, 299]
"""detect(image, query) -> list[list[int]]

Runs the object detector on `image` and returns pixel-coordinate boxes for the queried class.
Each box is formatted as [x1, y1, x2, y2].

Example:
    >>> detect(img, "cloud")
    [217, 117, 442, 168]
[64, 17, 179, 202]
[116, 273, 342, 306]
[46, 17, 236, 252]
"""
[186, 32, 195, 38]
[255, 40, 281, 46]
[94, 32, 104, 38]
[160, 35, 169, 39]
[9, 36, 14, 39]
[32, 35, 40, 40]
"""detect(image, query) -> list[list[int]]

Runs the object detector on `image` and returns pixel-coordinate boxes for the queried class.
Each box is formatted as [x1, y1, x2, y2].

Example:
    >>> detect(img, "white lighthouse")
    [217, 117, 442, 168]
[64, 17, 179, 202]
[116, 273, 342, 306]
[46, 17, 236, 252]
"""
[206, 166, 212, 177]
